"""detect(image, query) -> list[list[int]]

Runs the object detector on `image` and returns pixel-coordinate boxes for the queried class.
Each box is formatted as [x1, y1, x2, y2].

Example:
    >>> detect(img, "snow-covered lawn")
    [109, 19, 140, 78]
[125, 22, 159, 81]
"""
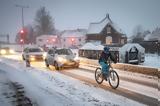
[0, 57, 146, 106]
[142, 53, 160, 68]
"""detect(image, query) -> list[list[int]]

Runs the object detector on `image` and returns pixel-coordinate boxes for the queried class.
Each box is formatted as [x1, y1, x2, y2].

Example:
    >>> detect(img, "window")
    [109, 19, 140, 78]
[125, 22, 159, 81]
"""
[106, 36, 112, 44]
[48, 49, 54, 54]
[107, 27, 111, 34]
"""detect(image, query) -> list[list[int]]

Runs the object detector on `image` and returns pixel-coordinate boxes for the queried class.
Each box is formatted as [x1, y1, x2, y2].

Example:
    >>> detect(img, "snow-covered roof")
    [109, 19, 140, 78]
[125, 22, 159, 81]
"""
[80, 43, 104, 50]
[80, 42, 119, 51]
[87, 14, 125, 35]
[37, 35, 57, 39]
[61, 29, 87, 38]
[119, 43, 145, 54]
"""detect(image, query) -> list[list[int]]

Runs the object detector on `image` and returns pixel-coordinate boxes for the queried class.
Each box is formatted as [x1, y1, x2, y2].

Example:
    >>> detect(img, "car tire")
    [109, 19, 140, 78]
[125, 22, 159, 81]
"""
[22, 55, 25, 60]
[75, 65, 79, 68]
[54, 62, 60, 70]
[45, 59, 49, 67]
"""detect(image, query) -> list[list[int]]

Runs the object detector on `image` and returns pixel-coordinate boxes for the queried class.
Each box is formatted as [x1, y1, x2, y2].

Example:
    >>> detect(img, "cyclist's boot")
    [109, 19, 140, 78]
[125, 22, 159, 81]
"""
[103, 73, 108, 81]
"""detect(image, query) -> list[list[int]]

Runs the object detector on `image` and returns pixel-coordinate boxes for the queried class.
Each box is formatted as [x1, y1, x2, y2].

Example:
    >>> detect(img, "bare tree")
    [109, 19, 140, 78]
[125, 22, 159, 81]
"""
[131, 25, 144, 43]
[34, 7, 55, 36]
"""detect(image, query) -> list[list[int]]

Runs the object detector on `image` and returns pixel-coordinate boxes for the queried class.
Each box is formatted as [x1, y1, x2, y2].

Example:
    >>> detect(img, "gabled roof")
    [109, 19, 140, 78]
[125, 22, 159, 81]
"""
[87, 14, 125, 35]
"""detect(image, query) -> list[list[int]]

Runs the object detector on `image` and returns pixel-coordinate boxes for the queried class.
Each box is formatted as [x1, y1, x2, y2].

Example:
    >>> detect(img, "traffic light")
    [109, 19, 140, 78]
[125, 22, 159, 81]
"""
[20, 29, 24, 34]
[20, 39, 24, 43]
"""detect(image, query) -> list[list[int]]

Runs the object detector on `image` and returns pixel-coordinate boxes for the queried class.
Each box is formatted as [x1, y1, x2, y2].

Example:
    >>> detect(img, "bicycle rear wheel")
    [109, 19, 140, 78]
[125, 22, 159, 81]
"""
[95, 68, 104, 84]
[108, 70, 119, 89]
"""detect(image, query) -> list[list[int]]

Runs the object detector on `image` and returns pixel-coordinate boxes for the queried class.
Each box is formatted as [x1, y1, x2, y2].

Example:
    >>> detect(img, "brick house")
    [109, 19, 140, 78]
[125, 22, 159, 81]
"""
[86, 14, 127, 45]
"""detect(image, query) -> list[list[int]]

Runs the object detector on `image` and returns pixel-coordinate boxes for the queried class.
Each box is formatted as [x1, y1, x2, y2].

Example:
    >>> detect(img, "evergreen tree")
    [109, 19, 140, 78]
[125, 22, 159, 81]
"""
[34, 7, 55, 36]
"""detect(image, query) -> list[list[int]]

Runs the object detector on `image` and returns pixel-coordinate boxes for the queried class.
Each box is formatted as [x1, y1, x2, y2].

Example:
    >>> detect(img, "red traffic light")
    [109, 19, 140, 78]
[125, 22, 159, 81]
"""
[20, 39, 24, 42]
[20, 29, 24, 34]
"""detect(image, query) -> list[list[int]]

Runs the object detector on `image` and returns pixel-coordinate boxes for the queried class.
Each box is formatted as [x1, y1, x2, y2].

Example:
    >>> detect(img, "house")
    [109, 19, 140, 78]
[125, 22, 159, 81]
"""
[36, 35, 60, 48]
[86, 14, 127, 45]
[60, 29, 87, 48]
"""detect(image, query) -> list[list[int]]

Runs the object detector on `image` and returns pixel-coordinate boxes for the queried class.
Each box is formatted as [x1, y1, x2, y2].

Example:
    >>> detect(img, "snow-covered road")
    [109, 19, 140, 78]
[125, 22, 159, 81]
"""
[0, 54, 159, 106]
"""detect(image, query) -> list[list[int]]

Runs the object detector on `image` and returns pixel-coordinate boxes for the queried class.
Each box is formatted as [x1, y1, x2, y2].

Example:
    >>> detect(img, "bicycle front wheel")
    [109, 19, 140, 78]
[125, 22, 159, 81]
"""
[95, 68, 104, 84]
[108, 70, 119, 89]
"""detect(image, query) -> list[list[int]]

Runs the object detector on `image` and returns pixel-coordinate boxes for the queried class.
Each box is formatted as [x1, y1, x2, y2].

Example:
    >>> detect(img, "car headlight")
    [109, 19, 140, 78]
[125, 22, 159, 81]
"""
[0, 49, 6, 54]
[9, 49, 15, 54]
[30, 55, 35, 61]
[74, 56, 79, 62]
[43, 53, 47, 59]
[57, 57, 67, 62]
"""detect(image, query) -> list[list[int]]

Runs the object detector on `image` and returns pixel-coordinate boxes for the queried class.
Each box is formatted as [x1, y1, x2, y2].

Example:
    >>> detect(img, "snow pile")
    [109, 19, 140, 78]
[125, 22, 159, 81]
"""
[142, 54, 160, 68]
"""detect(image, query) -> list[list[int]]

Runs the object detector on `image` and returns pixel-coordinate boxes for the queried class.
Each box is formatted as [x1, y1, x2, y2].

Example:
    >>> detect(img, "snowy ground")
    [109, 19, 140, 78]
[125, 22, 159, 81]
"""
[0, 57, 148, 106]
[142, 53, 160, 68]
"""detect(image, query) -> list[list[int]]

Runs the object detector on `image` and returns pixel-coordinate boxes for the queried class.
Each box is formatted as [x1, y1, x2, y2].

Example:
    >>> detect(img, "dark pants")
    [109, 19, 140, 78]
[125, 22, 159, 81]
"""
[99, 61, 109, 75]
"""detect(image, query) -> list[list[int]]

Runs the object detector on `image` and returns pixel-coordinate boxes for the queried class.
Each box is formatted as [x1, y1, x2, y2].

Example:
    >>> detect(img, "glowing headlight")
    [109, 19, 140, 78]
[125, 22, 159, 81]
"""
[43, 53, 47, 59]
[0, 49, 6, 54]
[30, 55, 35, 61]
[74, 56, 79, 62]
[9, 49, 15, 54]
[30, 57, 35, 61]
[57, 57, 67, 62]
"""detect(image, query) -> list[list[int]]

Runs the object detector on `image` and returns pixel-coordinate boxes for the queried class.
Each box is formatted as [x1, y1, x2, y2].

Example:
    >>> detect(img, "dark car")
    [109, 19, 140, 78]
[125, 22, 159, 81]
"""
[0, 47, 15, 55]
[45, 48, 79, 70]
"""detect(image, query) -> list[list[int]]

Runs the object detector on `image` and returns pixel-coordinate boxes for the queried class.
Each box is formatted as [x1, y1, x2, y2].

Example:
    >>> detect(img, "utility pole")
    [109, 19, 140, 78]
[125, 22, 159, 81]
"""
[15, 4, 28, 49]
[15, 4, 29, 28]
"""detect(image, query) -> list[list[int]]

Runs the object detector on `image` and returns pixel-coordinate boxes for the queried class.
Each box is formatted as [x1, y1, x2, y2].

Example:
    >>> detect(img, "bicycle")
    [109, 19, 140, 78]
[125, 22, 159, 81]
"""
[95, 59, 119, 89]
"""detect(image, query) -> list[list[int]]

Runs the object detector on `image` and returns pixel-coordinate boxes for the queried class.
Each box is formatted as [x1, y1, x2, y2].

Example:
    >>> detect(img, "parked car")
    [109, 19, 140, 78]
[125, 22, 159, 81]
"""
[22, 47, 46, 61]
[45, 48, 79, 70]
[0, 47, 15, 55]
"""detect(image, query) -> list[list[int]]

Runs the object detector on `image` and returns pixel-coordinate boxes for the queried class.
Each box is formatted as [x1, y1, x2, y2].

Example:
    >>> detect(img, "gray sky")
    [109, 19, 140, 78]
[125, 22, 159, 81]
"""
[0, 0, 160, 42]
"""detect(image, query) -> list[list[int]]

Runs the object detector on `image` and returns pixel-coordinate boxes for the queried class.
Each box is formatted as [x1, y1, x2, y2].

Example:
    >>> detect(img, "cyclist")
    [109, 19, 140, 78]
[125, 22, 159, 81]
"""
[99, 46, 117, 79]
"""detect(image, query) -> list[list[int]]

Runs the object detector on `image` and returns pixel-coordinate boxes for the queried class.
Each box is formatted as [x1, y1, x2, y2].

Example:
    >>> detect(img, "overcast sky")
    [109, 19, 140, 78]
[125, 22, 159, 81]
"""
[0, 0, 160, 42]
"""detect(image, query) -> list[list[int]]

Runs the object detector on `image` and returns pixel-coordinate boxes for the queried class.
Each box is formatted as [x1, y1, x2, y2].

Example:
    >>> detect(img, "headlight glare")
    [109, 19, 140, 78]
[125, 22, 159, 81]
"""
[0, 49, 6, 54]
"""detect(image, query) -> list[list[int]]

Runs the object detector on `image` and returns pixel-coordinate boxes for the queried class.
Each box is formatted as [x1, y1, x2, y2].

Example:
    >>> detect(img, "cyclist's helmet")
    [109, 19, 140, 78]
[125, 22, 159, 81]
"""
[104, 46, 110, 54]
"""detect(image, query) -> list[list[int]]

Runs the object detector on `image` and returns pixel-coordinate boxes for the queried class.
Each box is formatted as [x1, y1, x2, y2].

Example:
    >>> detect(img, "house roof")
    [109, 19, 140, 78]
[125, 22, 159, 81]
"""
[61, 29, 87, 38]
[87, 14, 125, 35]
[37, 35, 57, 39]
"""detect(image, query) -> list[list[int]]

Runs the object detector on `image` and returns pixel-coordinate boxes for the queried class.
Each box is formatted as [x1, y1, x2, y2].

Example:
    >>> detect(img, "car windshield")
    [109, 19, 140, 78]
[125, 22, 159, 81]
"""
[56, 49, 73, 55]
[29, 48, 42, 52]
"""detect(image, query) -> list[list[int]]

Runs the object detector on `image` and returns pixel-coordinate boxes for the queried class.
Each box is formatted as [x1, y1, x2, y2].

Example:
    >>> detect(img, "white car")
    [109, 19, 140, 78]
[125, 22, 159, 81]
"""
[22, 47, 46, 61]
[45, 48, 79, 70]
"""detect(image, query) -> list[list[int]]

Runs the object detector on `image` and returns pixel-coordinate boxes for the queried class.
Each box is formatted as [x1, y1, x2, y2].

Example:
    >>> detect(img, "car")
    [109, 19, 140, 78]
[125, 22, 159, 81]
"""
[45, 48, 79, 70]
[22, 47, 46, 61]
[0, 47, 15, 55]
